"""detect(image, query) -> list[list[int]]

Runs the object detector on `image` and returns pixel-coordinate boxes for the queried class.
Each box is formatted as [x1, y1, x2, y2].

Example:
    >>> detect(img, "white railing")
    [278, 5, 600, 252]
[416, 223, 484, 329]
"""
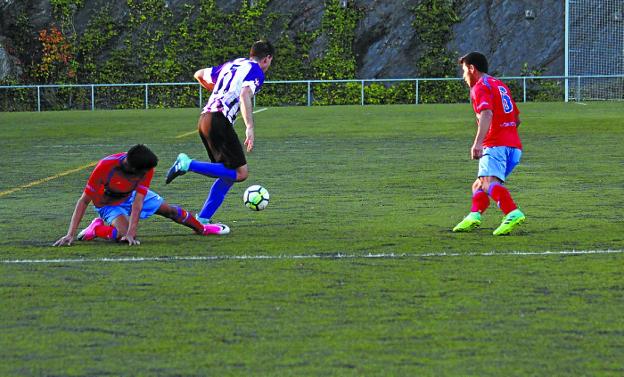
[1, 74, 623, 112]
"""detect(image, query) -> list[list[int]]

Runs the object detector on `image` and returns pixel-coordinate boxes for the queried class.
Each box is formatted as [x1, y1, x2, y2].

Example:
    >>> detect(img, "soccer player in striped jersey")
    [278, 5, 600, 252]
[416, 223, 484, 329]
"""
[165, 40, 274, 231]
[53, 144, 228, 247]
[453, 52, 526, 236]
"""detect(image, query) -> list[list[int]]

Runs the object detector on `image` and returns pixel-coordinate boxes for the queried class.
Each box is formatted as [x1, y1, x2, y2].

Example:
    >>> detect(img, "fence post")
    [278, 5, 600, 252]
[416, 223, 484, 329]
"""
[415, 80, 419, 105]
[576, 76, 581, 102]
[37, 86, 41, 112]
[145, 84, 149, 109]
[361, 80, 365, 106]
[523, 77, 527, 103]
[307, 81, 311, 106]
[91, 85, 95, 111]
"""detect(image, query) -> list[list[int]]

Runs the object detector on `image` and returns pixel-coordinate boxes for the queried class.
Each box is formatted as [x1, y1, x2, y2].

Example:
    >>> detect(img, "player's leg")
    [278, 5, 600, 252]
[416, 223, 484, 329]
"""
[110, 215, 130, 239]
[166, 113, 238, 184]
[483, 176, 518, 214]
[489, 180, 525, 235]
[195, 114, 248, 225]
[78, 206, 125, 241]
[197, 177, 234, 223]
[452, 177, 487, 232]
[155, 201, 230, 235]
[482, 147, 525, 235]
[98, 190, 163, 241]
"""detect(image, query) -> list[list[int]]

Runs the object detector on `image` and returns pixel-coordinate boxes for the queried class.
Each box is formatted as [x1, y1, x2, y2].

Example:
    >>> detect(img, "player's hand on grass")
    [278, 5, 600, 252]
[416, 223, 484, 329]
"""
[245, 127, 255, 152]
[121, 235, 141, 246]
[53, 234, 75, 247]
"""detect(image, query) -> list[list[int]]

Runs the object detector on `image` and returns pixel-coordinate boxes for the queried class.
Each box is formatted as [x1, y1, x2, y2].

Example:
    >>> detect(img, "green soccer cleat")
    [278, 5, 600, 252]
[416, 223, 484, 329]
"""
[452, 212, 482, 232]
[493, 209, 526, 236]
[165, 153, 192, 184]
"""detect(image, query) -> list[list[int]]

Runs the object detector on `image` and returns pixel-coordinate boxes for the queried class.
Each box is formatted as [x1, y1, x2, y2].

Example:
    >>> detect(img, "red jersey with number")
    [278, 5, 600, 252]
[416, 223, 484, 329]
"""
[83, 153, 153, 207]
[471, 75, 522, 149]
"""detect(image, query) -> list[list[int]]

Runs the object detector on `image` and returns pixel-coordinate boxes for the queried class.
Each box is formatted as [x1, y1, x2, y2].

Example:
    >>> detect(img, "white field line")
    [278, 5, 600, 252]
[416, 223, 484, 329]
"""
[1, 249, 622, 265]
[175, 107, 269, 139]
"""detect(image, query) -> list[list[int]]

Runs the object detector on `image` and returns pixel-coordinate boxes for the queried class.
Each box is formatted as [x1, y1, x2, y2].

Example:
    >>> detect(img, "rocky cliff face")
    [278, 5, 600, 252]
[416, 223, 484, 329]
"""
[0, 0, 566, 81]
[448, 0, 565, 76]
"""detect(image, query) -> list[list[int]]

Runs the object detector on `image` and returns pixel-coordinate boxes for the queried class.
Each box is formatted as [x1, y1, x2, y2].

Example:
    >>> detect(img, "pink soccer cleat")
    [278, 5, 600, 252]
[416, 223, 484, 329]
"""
[77, 218, 104, 241]
[202, 223, 230, 235]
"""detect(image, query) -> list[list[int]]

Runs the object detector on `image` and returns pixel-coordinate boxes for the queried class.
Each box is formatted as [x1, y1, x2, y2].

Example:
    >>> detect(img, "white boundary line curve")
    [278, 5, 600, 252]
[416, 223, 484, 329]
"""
[2, 249, 622, 265]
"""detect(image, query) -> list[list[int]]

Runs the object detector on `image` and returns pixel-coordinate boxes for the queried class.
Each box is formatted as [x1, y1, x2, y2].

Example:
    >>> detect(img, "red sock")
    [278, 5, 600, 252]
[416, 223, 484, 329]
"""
[173, 206, 204, 233]
[95, 225, 118, 240]
[470, 189, 490, 213]
[488, 184, 518, 215]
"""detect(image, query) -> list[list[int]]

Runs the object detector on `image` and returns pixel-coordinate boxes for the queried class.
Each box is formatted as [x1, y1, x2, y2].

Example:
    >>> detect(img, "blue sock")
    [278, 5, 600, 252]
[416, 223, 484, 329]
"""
[199, 178, 234, 220]
[189, 161, 237, 181]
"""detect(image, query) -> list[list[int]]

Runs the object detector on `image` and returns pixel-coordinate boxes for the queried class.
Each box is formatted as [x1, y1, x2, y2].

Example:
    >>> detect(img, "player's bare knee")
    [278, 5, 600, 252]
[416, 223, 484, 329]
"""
[480, 177, 501, 193]
[480, 179, 493, 193]
[236, 166, 249, 182]
[236, 172, 248, 182]
[155, 204, 174, 219]
[472, 179, 482, 193]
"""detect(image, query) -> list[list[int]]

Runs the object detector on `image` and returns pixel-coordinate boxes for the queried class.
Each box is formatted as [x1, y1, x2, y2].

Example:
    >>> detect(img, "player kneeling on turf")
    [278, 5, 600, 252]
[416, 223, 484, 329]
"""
[53, 144, 229, 247]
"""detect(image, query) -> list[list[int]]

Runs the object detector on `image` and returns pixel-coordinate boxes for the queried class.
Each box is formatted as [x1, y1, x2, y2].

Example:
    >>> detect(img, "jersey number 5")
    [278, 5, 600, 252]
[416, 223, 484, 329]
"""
[498, 86, 513, 114]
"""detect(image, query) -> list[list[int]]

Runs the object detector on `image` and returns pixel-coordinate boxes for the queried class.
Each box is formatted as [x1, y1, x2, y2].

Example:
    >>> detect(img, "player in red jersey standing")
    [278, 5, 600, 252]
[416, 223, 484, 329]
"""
[53, 144, 228, 247]
[453, 52, 526, 236]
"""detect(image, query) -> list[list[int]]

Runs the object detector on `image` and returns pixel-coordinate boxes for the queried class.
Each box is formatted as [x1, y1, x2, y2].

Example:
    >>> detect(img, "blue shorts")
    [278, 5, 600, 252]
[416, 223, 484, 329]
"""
[95, 190, 164, 224]
[478, 146, 522, 182]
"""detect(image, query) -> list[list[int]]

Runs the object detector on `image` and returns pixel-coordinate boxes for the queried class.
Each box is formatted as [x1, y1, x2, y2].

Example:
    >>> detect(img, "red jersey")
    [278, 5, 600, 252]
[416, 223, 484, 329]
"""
[84, 153, 154, 207]
[471, 75, 522, 149]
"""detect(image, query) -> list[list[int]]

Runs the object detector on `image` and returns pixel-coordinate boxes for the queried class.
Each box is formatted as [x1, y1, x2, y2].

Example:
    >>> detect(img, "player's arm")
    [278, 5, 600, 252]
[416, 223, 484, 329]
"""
[194, 69, 215, 91]
[53, 192, 92, 246]
[121, 191, 145, 246]
[472, 109, 493, 160]
[240, 86, 255, 152]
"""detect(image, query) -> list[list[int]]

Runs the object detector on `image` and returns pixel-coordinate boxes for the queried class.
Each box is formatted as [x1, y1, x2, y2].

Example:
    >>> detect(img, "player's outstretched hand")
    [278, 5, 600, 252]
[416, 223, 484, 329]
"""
[53, 234, 75, 247]
[121, 235, 141, 246]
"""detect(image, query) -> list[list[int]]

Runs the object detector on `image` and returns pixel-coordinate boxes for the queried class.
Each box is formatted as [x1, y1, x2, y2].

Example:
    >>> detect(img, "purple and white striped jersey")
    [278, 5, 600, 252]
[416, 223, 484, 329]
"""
[200, 57, 265, 124]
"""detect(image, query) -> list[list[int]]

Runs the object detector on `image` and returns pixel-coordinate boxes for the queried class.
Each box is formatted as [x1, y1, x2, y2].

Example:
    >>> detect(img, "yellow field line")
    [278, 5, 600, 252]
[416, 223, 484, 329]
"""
[175, 130, 198, 139]
[0, 161, 98, 198]
[174, 108, 269, 139]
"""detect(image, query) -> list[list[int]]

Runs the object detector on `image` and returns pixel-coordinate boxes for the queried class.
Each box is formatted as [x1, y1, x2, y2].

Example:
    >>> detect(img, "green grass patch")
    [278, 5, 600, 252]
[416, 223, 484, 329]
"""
[0, 103, 623, 375]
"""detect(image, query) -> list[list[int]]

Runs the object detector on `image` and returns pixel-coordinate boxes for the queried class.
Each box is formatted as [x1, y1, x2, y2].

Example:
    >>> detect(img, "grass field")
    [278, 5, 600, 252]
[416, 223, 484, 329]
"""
[1, 103, 623, 375]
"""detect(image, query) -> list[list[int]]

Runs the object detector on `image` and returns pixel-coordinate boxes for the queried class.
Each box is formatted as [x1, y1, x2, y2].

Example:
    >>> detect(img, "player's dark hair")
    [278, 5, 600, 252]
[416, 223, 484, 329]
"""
[459, 52, 489, 74]
[250, 40, 275, 60]
[126, 144, 158, 171]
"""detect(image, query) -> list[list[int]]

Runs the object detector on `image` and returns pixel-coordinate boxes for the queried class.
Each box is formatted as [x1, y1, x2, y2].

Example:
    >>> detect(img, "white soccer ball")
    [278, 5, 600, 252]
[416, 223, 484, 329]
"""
[243, 185, 270, 211]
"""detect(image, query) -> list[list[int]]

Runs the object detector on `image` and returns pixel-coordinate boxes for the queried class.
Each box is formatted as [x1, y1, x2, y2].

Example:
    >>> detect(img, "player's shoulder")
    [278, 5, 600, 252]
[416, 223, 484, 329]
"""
[472, 78, 491, 95]
[485, 75, 511, 88]
[104, 152, 126, 159]
[95, 152, 125, 169]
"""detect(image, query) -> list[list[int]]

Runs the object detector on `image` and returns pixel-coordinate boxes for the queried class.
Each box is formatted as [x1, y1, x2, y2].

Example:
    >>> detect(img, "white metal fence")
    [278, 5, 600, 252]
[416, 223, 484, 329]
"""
[1, 75, 623, 112]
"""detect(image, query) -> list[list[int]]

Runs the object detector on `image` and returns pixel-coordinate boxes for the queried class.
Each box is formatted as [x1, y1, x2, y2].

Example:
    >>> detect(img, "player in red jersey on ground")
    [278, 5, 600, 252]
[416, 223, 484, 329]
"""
[453, 52, 526, 236]
[53, 144, 228, 247]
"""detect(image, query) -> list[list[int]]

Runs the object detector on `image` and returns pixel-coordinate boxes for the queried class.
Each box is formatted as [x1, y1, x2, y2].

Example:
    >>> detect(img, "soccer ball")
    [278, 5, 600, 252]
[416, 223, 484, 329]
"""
[243, 185, 270, 211]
